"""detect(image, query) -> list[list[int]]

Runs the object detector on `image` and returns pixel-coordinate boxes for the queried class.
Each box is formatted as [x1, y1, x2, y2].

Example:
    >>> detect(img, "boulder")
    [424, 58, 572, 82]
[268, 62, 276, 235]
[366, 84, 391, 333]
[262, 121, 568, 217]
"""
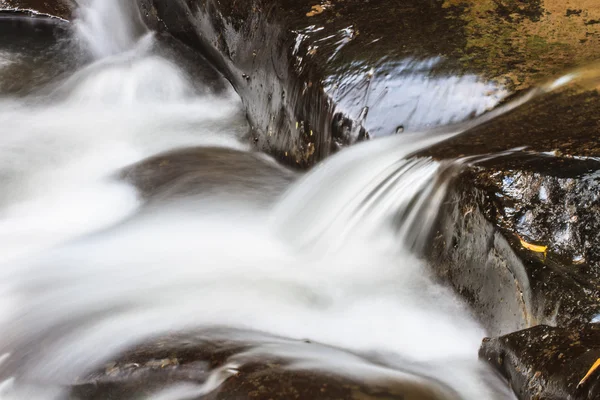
[134, 0, 600, 167]
[70, 330, 459, 400]
[135, 0, 509, 167]
[120, 147, 297, 206]
[420, 74, 600, 337]
[0, 9, 75, 95]
[480, 324, 600, 400]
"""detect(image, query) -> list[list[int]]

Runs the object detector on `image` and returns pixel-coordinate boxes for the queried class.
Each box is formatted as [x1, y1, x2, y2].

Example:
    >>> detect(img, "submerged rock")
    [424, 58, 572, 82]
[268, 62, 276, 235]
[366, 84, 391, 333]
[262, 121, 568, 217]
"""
[120, 147, 297, 206]
[69, 330, 461, 400]
[133, 0, 600, 167]
[480, 324, 600, 400]
[0, 12, 75, 95]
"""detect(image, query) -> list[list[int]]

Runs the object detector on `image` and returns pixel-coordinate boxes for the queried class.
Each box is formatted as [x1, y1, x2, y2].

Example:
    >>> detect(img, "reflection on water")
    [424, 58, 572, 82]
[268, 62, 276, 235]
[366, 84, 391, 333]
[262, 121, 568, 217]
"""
[0, 1, 520, 400]
[325, 57, 508, 138]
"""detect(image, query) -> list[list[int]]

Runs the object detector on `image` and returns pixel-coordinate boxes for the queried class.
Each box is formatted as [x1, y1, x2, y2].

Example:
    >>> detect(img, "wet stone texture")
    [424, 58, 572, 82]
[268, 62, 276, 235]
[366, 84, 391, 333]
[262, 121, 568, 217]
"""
[135, 0, 511, 167]
[0, 14, 76, 96]
[69, 330, 458, 400]
[132, 0, 600, 167]
[480, 324, 600, 400]
[422, 80, 600, 397]
[428, 158, 600, 336]
[0, 0, 74, 19]
[422, 77, 600, 325]
[120, 147, 297, 207]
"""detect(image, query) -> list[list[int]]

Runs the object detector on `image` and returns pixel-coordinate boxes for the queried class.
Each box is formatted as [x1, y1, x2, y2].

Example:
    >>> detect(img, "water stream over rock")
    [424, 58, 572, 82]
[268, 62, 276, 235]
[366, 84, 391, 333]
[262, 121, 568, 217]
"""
[0, 0, 582, 399]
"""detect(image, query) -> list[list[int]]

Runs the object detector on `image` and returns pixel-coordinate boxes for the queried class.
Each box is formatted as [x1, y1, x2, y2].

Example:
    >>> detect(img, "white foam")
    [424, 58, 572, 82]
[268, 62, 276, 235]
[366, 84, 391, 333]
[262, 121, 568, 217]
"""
[0, 2, 517, 399]
[73, 0, 146, 59]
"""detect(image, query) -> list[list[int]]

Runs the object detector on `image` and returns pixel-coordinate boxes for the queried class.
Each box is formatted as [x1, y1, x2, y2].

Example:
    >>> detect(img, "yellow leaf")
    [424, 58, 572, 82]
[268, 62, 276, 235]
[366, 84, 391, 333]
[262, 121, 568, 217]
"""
[518, 236, 547, 255]
[306, 5, 325, 17]
[578, 358, 600, 388]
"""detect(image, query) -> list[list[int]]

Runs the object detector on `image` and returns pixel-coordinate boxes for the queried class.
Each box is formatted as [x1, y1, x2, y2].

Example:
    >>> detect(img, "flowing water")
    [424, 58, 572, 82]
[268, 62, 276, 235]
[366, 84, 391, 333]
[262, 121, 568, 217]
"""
[0, 1, 540, 399]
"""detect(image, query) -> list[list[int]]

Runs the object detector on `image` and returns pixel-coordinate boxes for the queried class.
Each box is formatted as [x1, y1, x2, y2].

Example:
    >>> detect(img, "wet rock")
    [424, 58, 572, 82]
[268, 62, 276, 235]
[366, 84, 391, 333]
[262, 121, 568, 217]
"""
[422, 80, 600, 336]
[480, 324, 600, 400]
[0, 0, 74, 20]
[0, 12, 76, 95]
[428, 159, 600, 337]
[419, 82, 600, 399]
[134, 0, 510, 167]
[120, 147, 297, 206]
[69, 330, 459, 400]
[133, 0, 600, 167]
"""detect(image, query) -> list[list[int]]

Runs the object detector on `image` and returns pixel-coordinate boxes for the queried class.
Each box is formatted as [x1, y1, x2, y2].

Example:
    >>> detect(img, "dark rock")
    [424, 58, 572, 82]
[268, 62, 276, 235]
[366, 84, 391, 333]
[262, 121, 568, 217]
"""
[422, 80, 600, 337]
[134, 0, 510, 167]
[132, 0, 600, 167]
[69, 329, 459, 400]
[120, 147, 297, 206]
[0, 0, 75, 20]
[428, 158, 600, 337]
[480, 324, 600, 400]
[422, 80, 600, 159]
[0, 12, 76, 95]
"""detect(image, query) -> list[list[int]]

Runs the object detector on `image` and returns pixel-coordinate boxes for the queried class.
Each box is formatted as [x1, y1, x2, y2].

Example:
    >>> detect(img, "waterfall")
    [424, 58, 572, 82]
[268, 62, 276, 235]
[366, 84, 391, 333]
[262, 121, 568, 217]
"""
[73, 0, 147, 59]
[0, 1, 524, 399]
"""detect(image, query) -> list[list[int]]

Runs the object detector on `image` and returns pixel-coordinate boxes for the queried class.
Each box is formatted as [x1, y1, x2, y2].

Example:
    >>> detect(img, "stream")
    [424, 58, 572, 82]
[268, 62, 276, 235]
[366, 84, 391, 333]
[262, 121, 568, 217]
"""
[0, 1, 535, 399]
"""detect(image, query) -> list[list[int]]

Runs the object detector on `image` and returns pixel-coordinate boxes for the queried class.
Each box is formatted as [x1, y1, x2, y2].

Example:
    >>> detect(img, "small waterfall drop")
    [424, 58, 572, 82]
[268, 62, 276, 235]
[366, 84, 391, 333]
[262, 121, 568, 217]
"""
[271, 132, 456, 253]
[74, 0, 147, 59]
[0, 1, 532, 400]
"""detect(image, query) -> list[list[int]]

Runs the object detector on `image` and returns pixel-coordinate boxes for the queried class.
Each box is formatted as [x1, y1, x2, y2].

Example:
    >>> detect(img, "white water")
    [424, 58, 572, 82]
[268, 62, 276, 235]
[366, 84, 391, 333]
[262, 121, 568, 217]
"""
[74, 0, 147, 58]
[0, 1, 516, 399]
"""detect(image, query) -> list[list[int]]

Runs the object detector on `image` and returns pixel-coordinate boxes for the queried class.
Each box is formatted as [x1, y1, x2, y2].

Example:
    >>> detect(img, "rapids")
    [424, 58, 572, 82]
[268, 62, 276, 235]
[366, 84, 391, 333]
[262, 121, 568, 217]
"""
[0, 0, 555, 399]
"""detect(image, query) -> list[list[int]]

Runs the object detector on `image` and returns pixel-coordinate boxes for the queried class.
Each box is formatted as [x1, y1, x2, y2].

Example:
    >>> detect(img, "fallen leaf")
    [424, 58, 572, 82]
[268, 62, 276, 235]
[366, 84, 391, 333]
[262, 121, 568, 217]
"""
[518, 236, 547, 256]
[307, 5, 325, 17]
[578, 358, 600, 388]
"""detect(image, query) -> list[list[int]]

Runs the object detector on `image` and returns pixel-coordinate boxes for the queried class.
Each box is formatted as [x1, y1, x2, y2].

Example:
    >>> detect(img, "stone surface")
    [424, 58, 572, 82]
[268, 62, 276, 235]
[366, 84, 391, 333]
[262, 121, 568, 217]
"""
[421, 75, 600, 338]
[69, 330, 459, 400]
[120, 147, 297, 206]
[135, 0, 510, 167]
[480, 324, 600, 400]
[0, 12, 75, 95]
[0, 0, 74, 19]
[133, 0, 600, 168]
